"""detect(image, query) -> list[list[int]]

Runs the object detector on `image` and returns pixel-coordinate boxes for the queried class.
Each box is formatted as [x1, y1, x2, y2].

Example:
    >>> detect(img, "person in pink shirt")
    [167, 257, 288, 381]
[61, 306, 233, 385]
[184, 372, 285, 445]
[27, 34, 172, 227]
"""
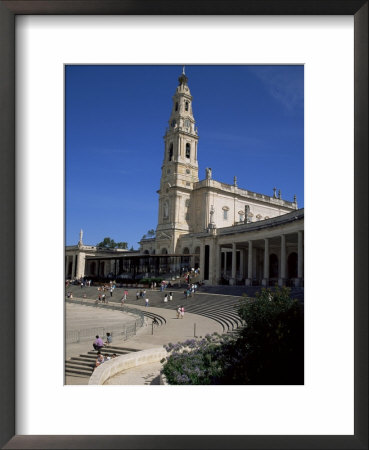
[93, 335, 104, 351]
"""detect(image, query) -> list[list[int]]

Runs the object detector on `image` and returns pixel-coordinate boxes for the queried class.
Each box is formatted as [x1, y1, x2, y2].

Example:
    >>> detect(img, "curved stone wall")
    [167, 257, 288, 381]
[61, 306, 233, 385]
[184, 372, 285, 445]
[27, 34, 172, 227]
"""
[88, 347, 167, 385]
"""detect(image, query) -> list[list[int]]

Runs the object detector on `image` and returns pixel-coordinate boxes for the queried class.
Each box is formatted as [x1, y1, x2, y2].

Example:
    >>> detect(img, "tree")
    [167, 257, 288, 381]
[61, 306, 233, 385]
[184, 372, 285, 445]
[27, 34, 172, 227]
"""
[96, 237, 127, 249]
[115, 241, 128, 249]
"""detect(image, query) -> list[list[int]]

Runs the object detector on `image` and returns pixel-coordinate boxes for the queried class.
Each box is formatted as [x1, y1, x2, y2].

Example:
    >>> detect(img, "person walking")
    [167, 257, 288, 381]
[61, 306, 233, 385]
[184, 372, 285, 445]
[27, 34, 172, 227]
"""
[169, 292, 173, 301]
[163, 294, 168, 303]
[136, 291, 140, 300]
[145, 297, 149, 307]
[177, 306, 181, 319]
[180, 306, 185, 319]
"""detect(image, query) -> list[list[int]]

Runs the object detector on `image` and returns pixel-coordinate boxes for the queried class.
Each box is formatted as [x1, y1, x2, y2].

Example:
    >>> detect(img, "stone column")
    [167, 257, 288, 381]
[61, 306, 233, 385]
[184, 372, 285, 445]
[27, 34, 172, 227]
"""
[262, 238, 269, 286]
[76, 252, 86, 279]
[71, 253, 76, 280]
[297, 230, 303, 286]
[246, 240, 253, 286]
[223, 250, 227, 277]
[215, 244, 221, 285]
[278, 234, 286, 287]
[230, 243, 237, 285]
[240, 249, 244, 280]
[65, 256, 69, 278]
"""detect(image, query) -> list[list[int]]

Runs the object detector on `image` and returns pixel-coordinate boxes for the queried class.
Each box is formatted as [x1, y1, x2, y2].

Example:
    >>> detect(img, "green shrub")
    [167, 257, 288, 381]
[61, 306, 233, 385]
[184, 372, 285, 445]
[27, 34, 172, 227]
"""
[233, 287, 304, 384]
[162, 334, 235, 385]
[162, 287, 304, 385]
[140, 277, 163, 285]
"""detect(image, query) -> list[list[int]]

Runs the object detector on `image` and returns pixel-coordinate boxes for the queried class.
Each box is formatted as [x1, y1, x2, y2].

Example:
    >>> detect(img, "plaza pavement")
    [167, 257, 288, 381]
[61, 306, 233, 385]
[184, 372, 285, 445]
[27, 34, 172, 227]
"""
[65, 293, 225, 385]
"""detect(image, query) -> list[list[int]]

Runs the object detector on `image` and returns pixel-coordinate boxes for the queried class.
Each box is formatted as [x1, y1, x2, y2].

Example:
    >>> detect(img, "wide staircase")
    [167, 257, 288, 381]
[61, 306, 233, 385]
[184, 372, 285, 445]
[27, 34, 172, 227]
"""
[65, 345, 140, 378]
[66, 286, 246, 334]
[156, 294, 244, 333]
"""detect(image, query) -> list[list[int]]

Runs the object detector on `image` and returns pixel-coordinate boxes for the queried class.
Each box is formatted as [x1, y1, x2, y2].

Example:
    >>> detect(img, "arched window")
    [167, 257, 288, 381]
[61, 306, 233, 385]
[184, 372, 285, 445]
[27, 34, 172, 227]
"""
[222, 206, 229, 220]
[175, 102, 178, 111]
[161, 248, 168, 255]
[185, 101, 189, 111]
[182, 247, 190, 254]
[169, 143, 173, 161]
[143, 250, 149, 255]
[185, 143, 191, 158]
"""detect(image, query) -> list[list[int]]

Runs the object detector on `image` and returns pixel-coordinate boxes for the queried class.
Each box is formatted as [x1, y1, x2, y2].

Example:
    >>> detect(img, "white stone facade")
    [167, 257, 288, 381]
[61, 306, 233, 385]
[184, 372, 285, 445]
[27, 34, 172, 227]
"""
[67, 70, 304, 287]
[140, 70, 299, 260]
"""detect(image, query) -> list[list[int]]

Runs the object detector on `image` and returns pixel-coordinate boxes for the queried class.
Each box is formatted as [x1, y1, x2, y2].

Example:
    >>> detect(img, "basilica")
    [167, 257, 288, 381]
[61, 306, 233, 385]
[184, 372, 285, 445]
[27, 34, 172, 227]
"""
[66, 70, 304, 287]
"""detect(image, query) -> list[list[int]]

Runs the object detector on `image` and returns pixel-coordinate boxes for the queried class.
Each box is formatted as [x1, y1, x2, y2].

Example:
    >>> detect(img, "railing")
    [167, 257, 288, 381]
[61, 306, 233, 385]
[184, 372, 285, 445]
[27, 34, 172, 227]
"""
[66, 318, 143, 344]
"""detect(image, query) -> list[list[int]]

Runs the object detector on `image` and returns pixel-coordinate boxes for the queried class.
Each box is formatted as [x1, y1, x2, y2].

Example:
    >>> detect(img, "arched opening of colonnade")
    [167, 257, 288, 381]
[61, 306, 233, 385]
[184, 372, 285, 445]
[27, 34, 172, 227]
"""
[269, 253, 279, 280]
[288, 252, 298, 279]
[217, 231, 303, 287]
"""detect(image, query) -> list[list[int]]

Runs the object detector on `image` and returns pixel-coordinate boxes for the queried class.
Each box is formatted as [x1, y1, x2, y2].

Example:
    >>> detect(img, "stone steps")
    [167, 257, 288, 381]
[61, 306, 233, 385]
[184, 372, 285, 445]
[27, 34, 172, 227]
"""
[65, 346, 139, 378]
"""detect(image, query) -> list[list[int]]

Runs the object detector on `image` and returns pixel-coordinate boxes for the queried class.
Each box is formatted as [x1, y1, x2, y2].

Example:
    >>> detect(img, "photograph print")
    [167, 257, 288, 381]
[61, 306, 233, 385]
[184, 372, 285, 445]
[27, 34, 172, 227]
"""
[65, 65, 304, 386]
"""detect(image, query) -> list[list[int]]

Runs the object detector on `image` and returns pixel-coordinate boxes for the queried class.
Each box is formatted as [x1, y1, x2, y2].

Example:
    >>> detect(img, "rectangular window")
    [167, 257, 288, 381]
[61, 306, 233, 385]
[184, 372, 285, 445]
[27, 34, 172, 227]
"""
[223, 210, 228, 220]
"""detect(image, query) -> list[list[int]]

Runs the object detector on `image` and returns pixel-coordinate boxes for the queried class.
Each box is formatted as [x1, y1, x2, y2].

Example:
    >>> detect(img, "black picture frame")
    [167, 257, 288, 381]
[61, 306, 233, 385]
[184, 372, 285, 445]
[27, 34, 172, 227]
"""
[0, 1, 367, 449]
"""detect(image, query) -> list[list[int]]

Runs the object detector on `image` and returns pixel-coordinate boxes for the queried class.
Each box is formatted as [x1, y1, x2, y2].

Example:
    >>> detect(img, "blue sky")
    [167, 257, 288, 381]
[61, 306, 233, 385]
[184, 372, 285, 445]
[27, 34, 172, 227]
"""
[66, 65, 304, 248]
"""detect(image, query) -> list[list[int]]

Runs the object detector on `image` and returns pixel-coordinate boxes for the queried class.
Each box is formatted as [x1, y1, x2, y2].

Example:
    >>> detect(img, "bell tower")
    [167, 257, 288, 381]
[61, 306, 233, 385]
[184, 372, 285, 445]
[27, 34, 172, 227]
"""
[156, 68, 199, 253]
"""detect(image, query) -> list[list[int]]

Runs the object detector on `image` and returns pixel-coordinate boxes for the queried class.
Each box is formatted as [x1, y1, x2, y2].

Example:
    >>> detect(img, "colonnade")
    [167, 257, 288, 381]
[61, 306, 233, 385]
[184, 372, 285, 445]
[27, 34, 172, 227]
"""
[200, 230, 304, 287]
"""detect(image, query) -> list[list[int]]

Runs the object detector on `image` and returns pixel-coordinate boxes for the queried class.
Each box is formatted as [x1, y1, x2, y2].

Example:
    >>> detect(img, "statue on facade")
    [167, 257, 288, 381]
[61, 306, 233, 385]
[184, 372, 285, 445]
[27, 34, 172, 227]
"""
[273, 187, 277, 198]
[234, 175, 237, 187]
[205, 167, 212, 180]
[208, 205, 216, 231]
[209, 205, 215, 224]
[245, 205, 250, 223]
[278, 189, 282, 199]
[79, 229, 83, 245]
